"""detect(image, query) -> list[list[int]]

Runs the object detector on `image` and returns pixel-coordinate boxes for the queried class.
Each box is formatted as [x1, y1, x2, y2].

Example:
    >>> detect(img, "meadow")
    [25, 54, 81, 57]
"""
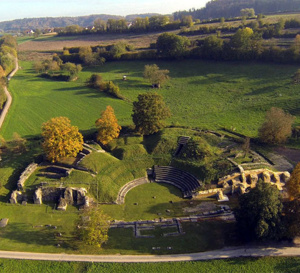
[0, 257, 299, 273]
[1, 59, 300, 140]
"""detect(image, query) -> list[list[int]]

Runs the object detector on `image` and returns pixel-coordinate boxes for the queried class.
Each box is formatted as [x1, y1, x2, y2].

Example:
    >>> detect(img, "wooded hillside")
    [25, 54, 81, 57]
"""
[174, 0, 300, 20]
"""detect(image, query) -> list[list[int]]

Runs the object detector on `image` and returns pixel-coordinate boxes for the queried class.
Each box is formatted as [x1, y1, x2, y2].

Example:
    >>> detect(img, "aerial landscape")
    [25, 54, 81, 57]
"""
[1, 0, 300, 272]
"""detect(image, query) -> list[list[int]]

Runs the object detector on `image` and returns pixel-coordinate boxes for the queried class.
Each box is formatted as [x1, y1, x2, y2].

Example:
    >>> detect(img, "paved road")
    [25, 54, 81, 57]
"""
[0, 60, 18, 129]
[0, 246, 299, 263]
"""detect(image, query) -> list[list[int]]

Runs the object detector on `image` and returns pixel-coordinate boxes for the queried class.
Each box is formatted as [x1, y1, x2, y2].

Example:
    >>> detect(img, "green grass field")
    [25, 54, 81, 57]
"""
[2, 59, 300, 140]
[0, 257, 299, 273]
[0, 61, 132, 139]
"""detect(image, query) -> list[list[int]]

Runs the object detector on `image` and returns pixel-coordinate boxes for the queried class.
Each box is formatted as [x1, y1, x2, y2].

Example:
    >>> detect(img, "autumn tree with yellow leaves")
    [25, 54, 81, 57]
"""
[95, 105, 121, 145]
[41, 117, 83, 162]
[286, 162, 300, 200]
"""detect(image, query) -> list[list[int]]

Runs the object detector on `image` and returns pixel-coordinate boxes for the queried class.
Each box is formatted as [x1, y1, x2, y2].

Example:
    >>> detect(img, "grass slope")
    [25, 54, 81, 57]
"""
[2, 60, 300, 139]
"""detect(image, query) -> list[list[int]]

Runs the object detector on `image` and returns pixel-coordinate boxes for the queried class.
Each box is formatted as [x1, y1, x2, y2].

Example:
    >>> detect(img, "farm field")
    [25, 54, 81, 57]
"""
[18, 31, 167, 52]
[1, 59, 300, 140]
[0, 257, 299, 273]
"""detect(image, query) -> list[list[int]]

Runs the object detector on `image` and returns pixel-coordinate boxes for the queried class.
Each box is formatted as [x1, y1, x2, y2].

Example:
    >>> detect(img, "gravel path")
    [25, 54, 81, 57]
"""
[0, 246, 299, 263]
[0, 60, 18, 130]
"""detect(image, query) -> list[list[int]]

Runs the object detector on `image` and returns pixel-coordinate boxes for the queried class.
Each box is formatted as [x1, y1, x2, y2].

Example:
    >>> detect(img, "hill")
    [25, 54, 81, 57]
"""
[0, 13, 161, 32]
[174, 0, 300, 20]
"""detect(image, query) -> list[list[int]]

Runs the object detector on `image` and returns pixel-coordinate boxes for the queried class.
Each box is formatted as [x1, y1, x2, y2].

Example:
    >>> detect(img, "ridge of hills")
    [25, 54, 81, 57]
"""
[0, 13, 160, 32]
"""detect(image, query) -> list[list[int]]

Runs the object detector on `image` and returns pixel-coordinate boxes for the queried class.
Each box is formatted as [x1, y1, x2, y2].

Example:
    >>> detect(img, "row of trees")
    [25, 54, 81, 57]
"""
[57, 26, 300, 64]
[55, 15, 195, 36]
[34, 57, 82, 81]
[86, 74, 122, 99]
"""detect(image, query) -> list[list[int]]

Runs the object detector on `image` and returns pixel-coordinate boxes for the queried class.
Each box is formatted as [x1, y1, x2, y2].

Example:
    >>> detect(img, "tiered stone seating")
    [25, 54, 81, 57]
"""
[116, 177, 149, 204]
[174, 136, 190, 156]
[153, 166, 201, 198]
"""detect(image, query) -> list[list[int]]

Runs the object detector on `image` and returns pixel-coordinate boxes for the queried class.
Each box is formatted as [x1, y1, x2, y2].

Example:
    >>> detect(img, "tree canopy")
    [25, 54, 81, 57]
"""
[77, 207, 111, 248]
[41, 117, 84, 162]
[286, 162, 300, 200]
[143, 64, 169, 88]
[132, 92, 171, 135]
[95, 105, 121, 145]
[156, 33, 190, 59]
[235, 180, 283, 241]
[258, 107, 294, 144]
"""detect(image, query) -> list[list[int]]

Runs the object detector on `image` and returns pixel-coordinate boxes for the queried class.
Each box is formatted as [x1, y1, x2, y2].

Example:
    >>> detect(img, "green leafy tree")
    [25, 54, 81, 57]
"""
[201, 35, 224, 60]
[181, 15, 194, 27]
[132, 92, 171, 135]
[11, 132, 27, 153]
[94, 18, 106, 32]
[62, 62, 82, 80]
[41, 117, 83, 162]
[258, 107, 294, 144]
[283, 199, 300, 238]
[156, 32, 190, 59]
[235, 180, 283, 241]
[77, 207, 111, 248]
[143, 64, 169, 88]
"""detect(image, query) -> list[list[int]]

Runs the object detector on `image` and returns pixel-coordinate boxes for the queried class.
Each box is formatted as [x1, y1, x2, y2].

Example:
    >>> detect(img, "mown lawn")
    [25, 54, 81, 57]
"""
[2, 59, 300, 140]
[0, 257, 300, 273]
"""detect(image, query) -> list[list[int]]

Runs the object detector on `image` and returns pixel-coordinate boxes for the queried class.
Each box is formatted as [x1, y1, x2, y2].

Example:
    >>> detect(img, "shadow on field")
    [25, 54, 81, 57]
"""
[52, 86, 108, 98]
[245, 84, 284, 96]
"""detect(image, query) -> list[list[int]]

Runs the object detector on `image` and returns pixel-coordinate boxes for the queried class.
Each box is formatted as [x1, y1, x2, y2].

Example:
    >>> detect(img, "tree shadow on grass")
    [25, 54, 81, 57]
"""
[142, 131, 163, 154]
[0, 222, 78, 251]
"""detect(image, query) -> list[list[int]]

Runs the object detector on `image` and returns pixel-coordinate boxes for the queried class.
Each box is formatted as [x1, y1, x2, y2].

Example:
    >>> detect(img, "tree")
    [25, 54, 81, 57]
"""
[201, 35, 224, 60]
[181, 15, 194, 27]
[94, 18, 106, 32]
[109, 42, 127, 59]
[240, 8, 255, 18]
[143, 64, 169, 88]
[95, 106, 121, 145]
[156, 33, 190, 59]
[231, 27, 254, 50]
[62, 62, 82, 80]
[258, 107, 294, 144]
[283, 199, 300, 238]
[235, 180, 283, 241]
[132, 92, 171, 135]
[77, 207, 111, 248]
[41, 117, 83, 162]
[286, 162, 300, 200]
[0, 65, 5, 78]
[11, 132, 27, 153]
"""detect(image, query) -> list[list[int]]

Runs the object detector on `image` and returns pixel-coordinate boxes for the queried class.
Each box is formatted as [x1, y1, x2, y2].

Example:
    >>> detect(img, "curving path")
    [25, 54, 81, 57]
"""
[0, 59, 18, 130]
[0, 246, 299, 263]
